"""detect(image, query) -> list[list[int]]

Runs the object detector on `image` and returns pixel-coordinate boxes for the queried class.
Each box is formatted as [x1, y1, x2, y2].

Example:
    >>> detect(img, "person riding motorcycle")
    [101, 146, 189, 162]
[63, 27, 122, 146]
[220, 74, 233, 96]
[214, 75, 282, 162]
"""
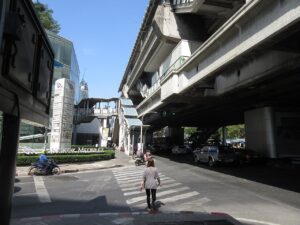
[39, 150, 50, 169]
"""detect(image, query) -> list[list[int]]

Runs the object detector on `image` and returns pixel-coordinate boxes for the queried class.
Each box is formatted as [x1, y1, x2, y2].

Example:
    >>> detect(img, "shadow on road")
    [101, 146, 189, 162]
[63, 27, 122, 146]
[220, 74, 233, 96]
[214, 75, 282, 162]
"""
[12, 194, 129, 219]
[155, 152, 300, 193]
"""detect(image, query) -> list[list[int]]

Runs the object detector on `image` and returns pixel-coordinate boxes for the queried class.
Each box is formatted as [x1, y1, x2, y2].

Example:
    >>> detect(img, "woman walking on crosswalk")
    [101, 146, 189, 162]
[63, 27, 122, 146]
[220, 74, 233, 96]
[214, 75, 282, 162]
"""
[140, 158, 161, 210]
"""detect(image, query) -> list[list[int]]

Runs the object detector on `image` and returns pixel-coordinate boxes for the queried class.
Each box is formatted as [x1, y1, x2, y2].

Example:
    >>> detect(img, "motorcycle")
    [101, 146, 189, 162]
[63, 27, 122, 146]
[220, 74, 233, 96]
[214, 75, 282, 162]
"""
[28, 159, 60, 175]
[135, 157, 145, 166]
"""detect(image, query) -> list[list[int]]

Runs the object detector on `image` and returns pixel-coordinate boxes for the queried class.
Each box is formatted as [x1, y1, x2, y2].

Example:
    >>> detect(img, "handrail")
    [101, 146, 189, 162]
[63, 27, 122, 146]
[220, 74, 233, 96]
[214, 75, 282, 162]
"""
[172, 0, 194, 6]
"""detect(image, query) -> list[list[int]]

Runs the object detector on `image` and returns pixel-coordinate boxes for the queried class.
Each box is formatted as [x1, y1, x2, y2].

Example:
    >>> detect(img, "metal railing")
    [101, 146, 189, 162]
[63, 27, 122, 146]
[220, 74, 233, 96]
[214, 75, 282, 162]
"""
[160, 55, 189, 81]
[172, 0, 194, 6]
[75, 108, 118, 122]
[146, 80, 161, 97]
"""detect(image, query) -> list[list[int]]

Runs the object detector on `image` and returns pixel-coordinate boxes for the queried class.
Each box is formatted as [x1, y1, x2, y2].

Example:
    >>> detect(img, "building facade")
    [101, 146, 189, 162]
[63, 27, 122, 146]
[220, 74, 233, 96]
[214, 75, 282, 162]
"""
[19, 31, 80, 149]
[46, 31, 80, 105]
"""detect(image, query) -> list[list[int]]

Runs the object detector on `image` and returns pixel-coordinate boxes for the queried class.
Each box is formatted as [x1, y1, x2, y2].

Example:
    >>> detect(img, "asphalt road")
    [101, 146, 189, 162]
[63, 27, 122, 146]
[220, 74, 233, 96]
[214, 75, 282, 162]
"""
[12, 154, 300, 225]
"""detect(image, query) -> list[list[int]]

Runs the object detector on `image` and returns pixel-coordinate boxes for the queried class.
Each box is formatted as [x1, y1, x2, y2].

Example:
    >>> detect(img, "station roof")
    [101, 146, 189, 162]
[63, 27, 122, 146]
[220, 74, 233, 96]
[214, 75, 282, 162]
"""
[125, 118, 142, 127]
[123, 107, 138, 117]
[120, 98, 134, 107]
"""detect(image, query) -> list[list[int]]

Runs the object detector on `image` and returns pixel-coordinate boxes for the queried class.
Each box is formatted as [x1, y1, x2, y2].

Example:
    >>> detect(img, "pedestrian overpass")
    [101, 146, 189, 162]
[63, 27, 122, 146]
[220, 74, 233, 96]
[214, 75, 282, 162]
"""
[73, 98, 118, 147]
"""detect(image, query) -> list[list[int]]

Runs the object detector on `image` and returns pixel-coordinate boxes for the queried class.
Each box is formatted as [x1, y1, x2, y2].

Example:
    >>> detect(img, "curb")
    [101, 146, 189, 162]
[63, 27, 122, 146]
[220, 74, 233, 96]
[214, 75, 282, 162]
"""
[61, 164, 124, 174]
[12, 211, 203, 223]
[16, 164, 129, 177]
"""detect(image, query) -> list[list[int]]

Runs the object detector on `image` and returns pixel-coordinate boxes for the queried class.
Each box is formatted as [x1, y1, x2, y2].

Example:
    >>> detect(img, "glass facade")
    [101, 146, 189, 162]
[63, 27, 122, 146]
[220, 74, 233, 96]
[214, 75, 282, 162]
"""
[46, 30, 80, 104]
[19, 31, 80, 148]
[79, 78, 89, 101]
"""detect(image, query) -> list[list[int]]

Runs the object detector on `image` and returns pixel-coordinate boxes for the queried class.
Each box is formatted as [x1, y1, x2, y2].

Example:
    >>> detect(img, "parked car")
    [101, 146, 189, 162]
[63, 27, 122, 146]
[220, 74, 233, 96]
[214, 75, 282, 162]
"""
[234, 149, 264, 165]
[147, 144, 161, 153]
[171, 145, 191, 154]
[193, 145, 237, 166]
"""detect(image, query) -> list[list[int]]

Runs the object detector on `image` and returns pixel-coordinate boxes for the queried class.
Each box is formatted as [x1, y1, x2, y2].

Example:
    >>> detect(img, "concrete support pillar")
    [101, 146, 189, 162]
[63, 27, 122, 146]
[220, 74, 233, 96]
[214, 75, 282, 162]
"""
[144, 130, 153, 150]
[0, 113, 20, 225]
[245, 107, 277, 158]
[98, 118, 102, 147]
[222, 127, 227, 146]
[103, 118, 107, 128]
[72, 124, 77, 145]
[126, 129, 131, 155]
[169, 127, 184, 146]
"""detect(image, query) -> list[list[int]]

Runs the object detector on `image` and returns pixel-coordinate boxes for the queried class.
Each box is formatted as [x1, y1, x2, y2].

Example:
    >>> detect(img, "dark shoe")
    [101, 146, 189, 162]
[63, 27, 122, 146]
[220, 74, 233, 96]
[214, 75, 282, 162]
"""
[152, 201, 156, 210]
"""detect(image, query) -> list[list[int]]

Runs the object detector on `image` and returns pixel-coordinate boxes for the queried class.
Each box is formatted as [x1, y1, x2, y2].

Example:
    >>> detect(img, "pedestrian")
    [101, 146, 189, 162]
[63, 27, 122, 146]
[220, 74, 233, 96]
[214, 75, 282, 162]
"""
[140, 158, 161, 210]
[144, 150, 152, 162]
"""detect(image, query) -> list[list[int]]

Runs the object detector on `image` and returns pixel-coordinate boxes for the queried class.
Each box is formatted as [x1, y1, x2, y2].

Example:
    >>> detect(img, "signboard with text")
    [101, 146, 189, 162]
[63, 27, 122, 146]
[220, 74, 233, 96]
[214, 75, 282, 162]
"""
[50, 78, 74, 152]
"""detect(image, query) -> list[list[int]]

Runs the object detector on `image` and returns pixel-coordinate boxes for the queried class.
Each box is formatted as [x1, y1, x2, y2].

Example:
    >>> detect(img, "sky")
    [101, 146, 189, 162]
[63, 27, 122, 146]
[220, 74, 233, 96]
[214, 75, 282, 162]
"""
[40, 0, 149, 98]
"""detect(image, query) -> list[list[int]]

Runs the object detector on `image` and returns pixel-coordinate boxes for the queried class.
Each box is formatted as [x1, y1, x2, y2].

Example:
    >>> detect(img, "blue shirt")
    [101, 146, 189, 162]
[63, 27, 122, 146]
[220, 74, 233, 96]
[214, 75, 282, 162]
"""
[39, 154, 48, 162]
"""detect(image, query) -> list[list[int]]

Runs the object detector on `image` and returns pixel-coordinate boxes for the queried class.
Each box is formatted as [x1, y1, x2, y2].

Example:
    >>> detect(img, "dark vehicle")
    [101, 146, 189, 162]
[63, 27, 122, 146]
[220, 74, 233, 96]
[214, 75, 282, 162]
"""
[134, 157, 145, 166]
[234, 149, 264, 165]
[193, 145, 237, 167]
[147, 144, 161, 153]
[28, 159, 60, 175]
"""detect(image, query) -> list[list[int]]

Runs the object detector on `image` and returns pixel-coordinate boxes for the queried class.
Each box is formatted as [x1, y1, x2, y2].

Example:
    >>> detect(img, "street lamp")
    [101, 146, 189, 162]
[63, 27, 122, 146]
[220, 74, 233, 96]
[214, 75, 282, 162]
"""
[140, 111, 157, 153]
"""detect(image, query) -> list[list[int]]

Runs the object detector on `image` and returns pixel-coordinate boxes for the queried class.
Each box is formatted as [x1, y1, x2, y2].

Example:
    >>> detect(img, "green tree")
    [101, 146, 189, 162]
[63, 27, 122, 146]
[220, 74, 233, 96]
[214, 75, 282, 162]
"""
[184, 127, 197, 139]
[227, 124, 245, 139]
[33, 1, 60, 34]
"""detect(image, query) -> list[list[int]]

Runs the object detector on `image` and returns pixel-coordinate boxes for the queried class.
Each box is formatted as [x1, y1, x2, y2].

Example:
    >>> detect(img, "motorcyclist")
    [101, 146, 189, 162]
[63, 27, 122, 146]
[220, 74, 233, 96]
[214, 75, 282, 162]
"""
[39, 150, 49, 169]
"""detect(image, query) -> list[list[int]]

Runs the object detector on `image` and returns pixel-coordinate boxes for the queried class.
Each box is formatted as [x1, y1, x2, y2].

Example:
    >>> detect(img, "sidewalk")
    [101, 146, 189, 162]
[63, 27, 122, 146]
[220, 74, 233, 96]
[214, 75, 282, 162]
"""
[16, 150, 135, 176]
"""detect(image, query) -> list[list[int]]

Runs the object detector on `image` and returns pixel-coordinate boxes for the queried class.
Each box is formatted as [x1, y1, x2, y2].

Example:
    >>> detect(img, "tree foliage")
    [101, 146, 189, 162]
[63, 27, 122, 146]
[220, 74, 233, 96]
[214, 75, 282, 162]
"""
[33, 2, 60, 34]
[184, 127, 197, 138]
[215, 124, 245, 140]
[226, 124, 245, 139]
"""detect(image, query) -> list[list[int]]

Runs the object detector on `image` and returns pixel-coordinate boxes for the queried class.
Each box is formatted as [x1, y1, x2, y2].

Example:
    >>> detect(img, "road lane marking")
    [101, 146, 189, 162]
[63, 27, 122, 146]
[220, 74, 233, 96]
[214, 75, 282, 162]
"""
[116, 174, 165, 181]
[33, 176, 51, 203]
[114, 172, 143, 177]
[124, 183, 182, 196]
[133, 191, 200, 208]
[160, 191, 199, 203]
[119, 177, 174, 188]
[127, 187, 190, 205]
[117, 176, 168, 185]
[121, 178, 176, 190]
[13, 192, 37, 197]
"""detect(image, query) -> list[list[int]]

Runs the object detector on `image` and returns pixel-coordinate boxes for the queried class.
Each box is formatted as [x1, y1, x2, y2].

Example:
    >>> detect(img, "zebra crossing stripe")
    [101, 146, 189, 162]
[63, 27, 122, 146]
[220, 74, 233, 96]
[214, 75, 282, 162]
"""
[113, 173, 143, 179]
[121, 186, 142, 192]
[119, 177, 174, 188]
[113, 173, 165, 181]
[117, 178, 144, 184]
[116, 174, 166, 181]
[113, 173, 143, 178]
[124, 183, 182, 196]
[134, 191, 200, 208]
[117, 176, 168, 185]
[126, 187, 190, 205]
[158, 191, 199, 203]
[120, 177, 176, 190]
